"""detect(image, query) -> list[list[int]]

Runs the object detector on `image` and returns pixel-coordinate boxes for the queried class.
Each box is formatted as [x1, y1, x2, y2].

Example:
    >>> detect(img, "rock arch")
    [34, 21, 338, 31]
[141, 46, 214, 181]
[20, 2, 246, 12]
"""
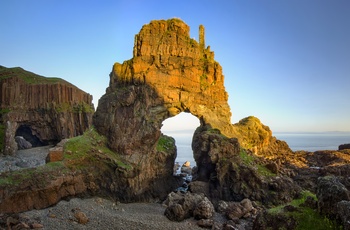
[93, 19, 235, 156]
[92, 19, 237, 198]
[93, 19, 293, 200]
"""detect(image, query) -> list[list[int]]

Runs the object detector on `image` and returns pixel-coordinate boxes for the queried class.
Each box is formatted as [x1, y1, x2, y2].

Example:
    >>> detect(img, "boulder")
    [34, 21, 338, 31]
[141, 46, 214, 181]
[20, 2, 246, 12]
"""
[164, 192, 210, 221]
[226, 199, 254, 220]
[193, 197, 215, 220]
[317, 176, 350, 218]
[164, 204, 186, 222]
[14, 136, 32, 150]
[45, 146, 64, 163]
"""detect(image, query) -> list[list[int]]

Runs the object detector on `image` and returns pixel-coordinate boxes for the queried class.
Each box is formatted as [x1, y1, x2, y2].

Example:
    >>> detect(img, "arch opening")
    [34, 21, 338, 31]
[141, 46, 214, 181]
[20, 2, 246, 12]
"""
[15, 125, 46, 148]
[161, 112, 200, 181]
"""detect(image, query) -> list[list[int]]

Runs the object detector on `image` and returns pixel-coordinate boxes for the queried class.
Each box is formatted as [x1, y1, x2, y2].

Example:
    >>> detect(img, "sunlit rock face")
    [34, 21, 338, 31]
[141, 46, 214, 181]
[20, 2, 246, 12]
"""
[93, 18, 292, 201]
[93, 18, 234, 156]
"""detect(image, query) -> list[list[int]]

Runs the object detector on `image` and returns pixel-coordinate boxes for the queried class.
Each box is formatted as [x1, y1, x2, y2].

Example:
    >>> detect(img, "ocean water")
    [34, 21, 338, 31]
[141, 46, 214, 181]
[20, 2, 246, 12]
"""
[163, 131, 350, 167]
[274, 132, 350, 152]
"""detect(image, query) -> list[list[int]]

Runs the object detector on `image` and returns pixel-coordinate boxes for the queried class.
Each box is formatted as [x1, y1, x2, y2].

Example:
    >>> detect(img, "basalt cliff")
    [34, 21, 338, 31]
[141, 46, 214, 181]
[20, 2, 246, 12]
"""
[0, 66, 94, 155]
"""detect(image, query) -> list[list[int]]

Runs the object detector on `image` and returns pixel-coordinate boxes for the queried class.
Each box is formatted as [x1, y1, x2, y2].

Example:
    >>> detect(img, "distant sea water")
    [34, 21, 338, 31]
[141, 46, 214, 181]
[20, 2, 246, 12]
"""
[274, 132, 350, 152]
[164, 131, 350, 167]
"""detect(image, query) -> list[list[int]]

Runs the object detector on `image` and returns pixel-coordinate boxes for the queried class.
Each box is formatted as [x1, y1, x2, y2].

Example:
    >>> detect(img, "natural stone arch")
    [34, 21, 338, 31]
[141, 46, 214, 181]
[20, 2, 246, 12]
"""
[94, 19, 235, 156]
[92, 19, 238, 198]
[93, 19, 293, 201]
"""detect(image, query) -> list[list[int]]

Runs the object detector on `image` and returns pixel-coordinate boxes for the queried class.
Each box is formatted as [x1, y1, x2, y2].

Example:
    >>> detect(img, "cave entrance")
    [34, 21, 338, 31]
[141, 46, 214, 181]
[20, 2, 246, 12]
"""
[161, 112, 200, 179]
[15, 125, 46, 148]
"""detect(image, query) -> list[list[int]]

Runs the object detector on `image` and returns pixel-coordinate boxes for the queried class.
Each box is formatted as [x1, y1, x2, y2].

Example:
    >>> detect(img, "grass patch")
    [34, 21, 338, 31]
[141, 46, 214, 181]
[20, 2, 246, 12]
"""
[257, 164, 276, 177]
[268, 191, 341, 230]
[54, 102, 94, 113]
[239, 148, 254, 165]
[157, 135, 175, 152]
[64, 128, 131, 170]
[239, 148, 276, 177]
[0, 161, 67, 187]
[0, 66, 65, 85]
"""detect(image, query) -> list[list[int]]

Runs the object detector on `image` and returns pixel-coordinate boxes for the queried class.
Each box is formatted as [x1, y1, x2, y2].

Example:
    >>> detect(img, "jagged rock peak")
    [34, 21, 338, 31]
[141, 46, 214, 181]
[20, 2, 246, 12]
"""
[132, 18, 213, 59]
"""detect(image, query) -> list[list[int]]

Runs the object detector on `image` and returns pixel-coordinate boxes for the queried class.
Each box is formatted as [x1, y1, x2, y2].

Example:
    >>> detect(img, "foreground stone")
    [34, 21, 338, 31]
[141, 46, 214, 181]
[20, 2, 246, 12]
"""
[45, 146, 64, 163]
[317, 176, 350, 218]
[164, 192, 211, 221]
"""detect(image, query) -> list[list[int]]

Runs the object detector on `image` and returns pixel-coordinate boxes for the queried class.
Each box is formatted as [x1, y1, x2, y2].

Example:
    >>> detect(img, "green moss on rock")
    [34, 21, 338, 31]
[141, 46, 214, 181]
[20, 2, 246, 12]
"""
[156, 134, 175, 152]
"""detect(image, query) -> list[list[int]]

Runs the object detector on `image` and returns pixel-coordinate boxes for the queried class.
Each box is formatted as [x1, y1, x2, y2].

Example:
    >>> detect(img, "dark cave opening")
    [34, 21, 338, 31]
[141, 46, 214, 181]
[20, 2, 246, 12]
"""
[15, 125, 46, 148]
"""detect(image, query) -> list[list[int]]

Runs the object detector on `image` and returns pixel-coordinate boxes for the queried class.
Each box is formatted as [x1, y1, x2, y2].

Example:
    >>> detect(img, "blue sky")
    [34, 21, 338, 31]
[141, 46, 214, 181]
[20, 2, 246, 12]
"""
[1, 0, 349, 132]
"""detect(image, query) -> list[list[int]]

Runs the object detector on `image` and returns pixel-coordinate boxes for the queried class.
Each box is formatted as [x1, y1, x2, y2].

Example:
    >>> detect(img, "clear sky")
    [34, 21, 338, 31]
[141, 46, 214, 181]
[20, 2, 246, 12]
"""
[1, 0, 349, 132]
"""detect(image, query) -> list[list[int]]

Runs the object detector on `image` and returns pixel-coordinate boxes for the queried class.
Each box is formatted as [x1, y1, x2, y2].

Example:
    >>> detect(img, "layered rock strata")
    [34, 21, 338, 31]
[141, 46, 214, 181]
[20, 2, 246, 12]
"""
[0, 66, 94, 155]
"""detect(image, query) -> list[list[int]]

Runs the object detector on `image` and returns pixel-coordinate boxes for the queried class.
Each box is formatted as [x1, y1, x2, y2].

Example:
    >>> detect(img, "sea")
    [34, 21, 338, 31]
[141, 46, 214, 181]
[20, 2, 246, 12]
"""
[162, 131, 350, 168]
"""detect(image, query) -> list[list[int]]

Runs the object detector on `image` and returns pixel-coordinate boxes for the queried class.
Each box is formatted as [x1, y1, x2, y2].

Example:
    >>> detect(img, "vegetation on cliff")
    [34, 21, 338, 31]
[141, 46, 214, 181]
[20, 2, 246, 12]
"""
[0, 66, 68, 85]
[0, 128, 129, 186]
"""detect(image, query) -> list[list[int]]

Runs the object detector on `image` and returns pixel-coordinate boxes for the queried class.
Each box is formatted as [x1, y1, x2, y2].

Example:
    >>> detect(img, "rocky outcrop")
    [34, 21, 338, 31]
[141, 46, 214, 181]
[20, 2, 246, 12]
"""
[317, 176, 350, 218]
[232, 116, 293, 156]
[339, 143, 350, 150]
[0, 66, 94, 155]
[0, 171, 87, 213]
[163, 192, 214, 221]
[192, 125, 301, 205]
